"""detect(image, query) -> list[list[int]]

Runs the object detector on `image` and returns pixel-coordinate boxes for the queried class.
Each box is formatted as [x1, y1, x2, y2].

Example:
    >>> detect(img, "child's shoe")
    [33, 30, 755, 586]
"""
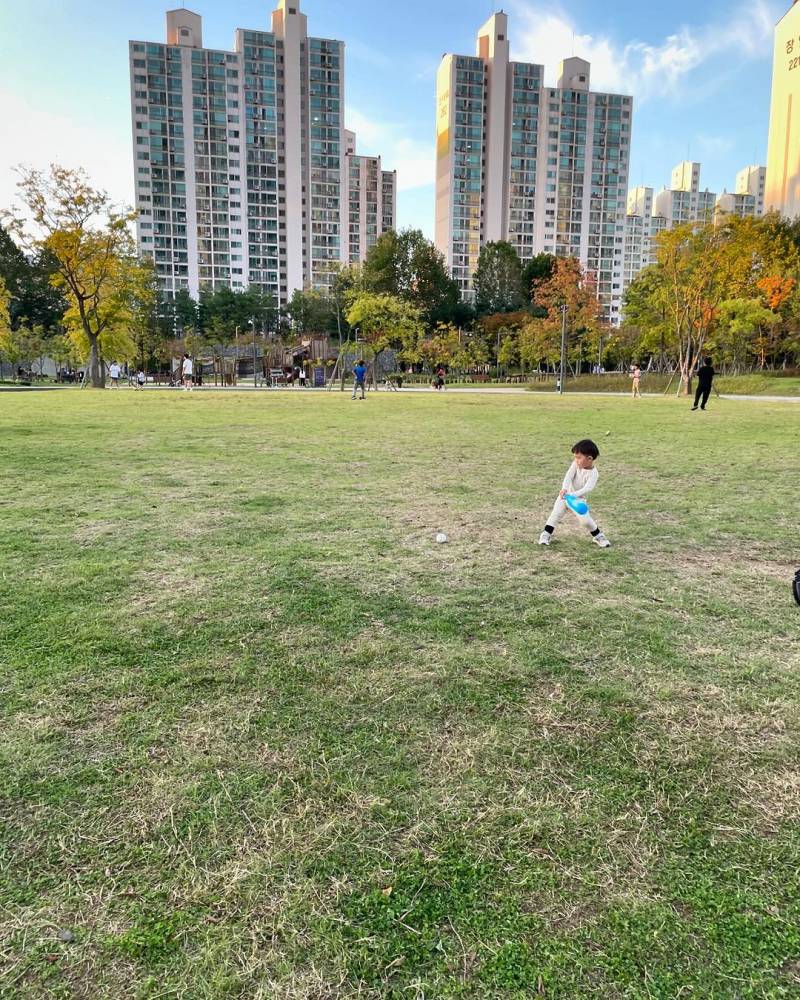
[592, 532, 611, 548]
[538, 531, 551, 545]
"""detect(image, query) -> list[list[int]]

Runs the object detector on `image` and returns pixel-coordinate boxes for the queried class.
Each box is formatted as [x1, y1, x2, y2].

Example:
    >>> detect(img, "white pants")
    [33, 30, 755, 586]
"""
[546, 497, 598, 534]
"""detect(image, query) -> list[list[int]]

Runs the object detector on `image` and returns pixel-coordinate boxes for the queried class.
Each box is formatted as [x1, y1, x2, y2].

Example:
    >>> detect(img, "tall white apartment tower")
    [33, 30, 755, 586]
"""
[130, 3, 393, 307]
[343, 130, 397, 263]
[736, 165, 766, 216]
[435, 13, 632, 324]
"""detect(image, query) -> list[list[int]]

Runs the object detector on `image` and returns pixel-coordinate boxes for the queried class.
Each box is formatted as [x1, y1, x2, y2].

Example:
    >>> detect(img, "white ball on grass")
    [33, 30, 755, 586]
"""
[435, 532, 448, 544]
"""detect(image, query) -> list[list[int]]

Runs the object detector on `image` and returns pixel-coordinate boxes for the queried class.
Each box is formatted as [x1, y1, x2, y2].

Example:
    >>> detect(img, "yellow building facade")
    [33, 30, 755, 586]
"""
[766, 2, 800, 217]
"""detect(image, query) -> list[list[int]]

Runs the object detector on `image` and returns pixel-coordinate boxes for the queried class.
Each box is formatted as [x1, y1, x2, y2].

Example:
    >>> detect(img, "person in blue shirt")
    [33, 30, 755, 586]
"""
[352, 360, 368, 400]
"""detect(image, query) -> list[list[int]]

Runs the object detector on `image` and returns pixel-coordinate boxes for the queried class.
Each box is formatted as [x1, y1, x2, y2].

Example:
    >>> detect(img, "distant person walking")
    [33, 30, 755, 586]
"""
[181, 353, 194, 391]
[352, 359, 367, 400]
[109, 362, 121, 388]
[691, 357, 715, 411]
[298, 364, 307, 388]
[630, 364, 642, 399]
[436, 366, 446, 391]
[136, 369, 146, 390]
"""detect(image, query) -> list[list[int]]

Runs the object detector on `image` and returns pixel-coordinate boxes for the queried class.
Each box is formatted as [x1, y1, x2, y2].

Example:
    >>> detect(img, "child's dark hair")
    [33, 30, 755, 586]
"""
[572, 439, 599, 460]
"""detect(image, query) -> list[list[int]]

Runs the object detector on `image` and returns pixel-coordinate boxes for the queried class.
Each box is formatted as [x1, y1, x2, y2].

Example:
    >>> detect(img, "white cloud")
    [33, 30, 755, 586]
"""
[0, 87, 133, 217]
[695, 134, 735, 156]
[508, 0, 779, 101]
[346, 106, 434, 190]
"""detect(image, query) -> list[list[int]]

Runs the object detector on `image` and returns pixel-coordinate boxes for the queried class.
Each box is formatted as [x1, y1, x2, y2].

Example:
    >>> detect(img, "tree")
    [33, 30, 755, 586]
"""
[285, 288, 337, 335]
[346, 291, 424, 381]
[0, 277, 12, 375]
[329, 264, 359, 344]
[473, 241, 524, 315]
[622, 266, 674, 370]
[129, 260, 164, 369]
[522, 258, 604, 372]
[712, 299, 780, 372]
[3, 166, 147, 388]
[0, 224, 66, 333]
[363, 229, 460, 327]
[521, 253, 556, 307]
[417, 323, 462, 373]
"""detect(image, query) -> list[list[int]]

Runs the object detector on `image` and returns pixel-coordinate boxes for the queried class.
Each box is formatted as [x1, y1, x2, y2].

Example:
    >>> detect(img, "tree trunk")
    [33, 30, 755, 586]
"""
[88, 335, 105, 388]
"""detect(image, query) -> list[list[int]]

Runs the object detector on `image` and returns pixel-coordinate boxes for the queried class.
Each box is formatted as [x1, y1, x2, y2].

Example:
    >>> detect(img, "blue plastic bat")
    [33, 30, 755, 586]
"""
[565, 493, 589, 516]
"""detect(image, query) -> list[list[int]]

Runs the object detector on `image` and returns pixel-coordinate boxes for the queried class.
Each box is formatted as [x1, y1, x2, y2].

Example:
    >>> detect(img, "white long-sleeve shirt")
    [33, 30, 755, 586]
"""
[561, 461, 598, 499]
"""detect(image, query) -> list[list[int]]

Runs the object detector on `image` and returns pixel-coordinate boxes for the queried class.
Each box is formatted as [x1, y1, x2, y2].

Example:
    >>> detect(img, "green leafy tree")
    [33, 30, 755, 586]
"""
[522, 253, 556, 306]
[127, 260, 166, 369]
[473, 241, 524, 316]
[346, 291, 424, 381]
[713, 299, 780, 371]
[0, 224, 66, 332]
[363, 229, 460, 327]
[622, 266, 674, 370]
[285, 288, 337, 335]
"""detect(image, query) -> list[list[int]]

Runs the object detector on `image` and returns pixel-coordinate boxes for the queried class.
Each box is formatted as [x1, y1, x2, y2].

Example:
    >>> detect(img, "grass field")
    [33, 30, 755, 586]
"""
[1, 388, 799, 999]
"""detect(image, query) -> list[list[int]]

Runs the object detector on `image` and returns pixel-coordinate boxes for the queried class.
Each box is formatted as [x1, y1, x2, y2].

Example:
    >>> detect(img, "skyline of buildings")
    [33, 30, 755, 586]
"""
[129, 0, 395, 308]
[621, 159, 766, 294]
[127, 2, 796, 320]
[434, 11, 632, 324]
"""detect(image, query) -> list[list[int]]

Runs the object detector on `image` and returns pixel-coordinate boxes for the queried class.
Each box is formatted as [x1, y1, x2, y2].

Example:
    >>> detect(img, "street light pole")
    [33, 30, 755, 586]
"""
[558, 304, 567, 395]
[249, 318, 257, 388]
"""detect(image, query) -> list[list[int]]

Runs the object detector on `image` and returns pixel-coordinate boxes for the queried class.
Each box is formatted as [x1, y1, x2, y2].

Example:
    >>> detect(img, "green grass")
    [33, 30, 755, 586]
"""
[524, 373, 800, 396]
[1, 389, 799, 998]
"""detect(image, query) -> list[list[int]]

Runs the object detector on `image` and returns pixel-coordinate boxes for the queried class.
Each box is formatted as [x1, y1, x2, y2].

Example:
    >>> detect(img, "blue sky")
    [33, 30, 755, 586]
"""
[0, 0, 784, 237]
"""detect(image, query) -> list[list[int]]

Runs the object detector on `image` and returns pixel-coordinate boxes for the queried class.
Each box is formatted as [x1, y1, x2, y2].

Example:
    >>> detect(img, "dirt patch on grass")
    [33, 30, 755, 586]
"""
[72, 519, 119, 546]
[128, 563, 209, 613]
[743, 768, 800, 830]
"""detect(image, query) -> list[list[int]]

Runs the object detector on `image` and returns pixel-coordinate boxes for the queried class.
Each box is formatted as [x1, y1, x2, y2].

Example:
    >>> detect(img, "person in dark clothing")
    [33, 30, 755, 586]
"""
[691, 358, 715, 411]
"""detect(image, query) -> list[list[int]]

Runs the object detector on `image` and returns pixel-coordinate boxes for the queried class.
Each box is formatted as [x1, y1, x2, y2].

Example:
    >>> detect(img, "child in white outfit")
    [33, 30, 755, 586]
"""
[539, 439, 611, 548]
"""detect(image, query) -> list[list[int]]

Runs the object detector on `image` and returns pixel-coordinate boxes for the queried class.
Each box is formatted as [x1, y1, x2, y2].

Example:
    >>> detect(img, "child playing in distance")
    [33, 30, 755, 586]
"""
[630, 364, 642, 399]
[352, 359, 367, 400]
[539, 439, 611, 548]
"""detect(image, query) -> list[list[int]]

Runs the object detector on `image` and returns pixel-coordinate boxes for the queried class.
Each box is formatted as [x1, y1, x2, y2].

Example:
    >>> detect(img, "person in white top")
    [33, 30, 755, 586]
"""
[538, 439, 611, 548]
[181, 353, 194, 391]
[108, 362, 121, 387]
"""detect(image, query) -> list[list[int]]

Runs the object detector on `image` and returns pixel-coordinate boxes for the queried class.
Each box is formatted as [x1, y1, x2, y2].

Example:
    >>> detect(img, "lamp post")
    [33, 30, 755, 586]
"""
[558, 304, 567, 395]
[234, 325, 240, 387]
[248, 318, 257, 388]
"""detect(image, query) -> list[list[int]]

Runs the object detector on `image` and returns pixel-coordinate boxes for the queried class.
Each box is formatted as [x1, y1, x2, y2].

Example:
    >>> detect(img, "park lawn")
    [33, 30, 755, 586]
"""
[1, 388, 799, 999]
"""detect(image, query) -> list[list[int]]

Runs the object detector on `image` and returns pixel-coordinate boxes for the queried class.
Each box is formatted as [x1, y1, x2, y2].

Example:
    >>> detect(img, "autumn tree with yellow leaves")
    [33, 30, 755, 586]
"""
[3, 166, 153, 387]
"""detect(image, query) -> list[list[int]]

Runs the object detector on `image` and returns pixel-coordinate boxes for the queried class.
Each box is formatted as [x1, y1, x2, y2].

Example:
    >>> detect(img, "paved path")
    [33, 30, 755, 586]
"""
[3, 384, 799, 403]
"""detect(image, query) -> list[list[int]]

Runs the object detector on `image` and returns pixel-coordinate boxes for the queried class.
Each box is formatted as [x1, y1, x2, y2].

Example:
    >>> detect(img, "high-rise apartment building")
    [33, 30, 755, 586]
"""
[622, 186, 666, 290]
[623, 162, 718, 298]
[736, 165, 766, 216]
[435, 12, 633, 324]
[622, 158, 766, 299]
[765, 2, 800, 217]
[344, 129, 397, 264]
[130, 2, 393, 307]
[715, 191, 758, 220]
[654, 162, 716, 226]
